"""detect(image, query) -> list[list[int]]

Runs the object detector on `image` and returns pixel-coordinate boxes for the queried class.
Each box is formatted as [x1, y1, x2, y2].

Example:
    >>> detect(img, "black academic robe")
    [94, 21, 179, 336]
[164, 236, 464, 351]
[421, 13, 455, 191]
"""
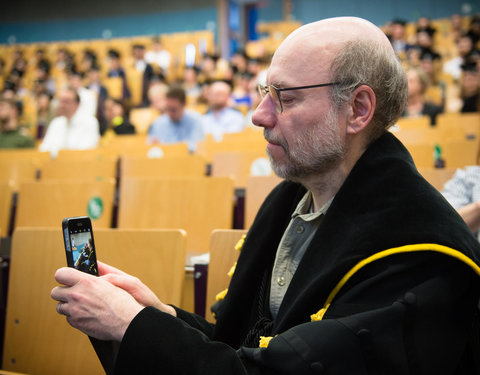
[109, 132, 480, 374]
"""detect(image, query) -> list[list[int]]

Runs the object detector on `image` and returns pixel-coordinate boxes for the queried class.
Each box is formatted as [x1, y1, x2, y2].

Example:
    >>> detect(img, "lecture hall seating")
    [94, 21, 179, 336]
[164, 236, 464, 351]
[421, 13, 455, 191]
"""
[3, 228, 186, 375]
[117, 176, 234, 254]
[15, 180, 116, 229]
[205, 229, 246, 323]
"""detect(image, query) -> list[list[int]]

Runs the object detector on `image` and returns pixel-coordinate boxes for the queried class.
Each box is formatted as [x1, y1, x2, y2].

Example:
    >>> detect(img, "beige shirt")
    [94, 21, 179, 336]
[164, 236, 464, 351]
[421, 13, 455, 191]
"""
[269, 191, 333, 318]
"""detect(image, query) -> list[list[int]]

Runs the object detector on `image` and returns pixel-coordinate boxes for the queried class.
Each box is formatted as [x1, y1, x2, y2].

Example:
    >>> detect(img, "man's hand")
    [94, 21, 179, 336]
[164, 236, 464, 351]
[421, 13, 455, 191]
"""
[51, 267, 144, 342]
[98, 261, 177, 317]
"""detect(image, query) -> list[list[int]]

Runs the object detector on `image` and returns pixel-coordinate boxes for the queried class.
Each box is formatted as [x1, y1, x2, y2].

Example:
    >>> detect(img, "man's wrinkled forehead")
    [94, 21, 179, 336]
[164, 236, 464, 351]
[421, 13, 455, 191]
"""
[267, 17, 392, 83]
[267, 31, 339, 86]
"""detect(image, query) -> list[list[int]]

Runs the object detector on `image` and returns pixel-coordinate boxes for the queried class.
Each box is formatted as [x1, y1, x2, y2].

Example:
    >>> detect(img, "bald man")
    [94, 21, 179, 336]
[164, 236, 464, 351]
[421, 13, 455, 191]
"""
[52, 17, 480, 374]
[202, 80, 245, 140]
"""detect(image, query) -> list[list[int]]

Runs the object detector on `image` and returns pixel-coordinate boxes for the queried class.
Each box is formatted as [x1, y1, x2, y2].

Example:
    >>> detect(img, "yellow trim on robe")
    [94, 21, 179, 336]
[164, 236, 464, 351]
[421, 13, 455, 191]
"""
[310, 243, 480, 321]
[260, 243, 480, 347]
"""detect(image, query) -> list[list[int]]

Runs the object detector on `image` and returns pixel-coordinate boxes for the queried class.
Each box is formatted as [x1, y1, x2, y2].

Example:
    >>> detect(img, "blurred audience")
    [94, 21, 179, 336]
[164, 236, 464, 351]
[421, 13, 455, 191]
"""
[389, 19, 412, 56]
[148, 86, 203, 151]
[0, 98, 34, 148]
[403, 67, 443, 125]
[107, 49, 131, 101]
[443, 166, 480, 240]
[86, 65, 109, 128]
[148, 82, 168, 113]
[35, 91, 54, 139]
[0, 14, 478, 155]
[201, 80, 245, 141]
[68, 70, 97, 117]
[467, 15, 480, 45]
[132, 44, 155, 106]
[450, 14, 465, 42]
[444, 33, 480, 81]
[39, 87, 99, 157]
[145, 37, 171, 77]
[101, 97, 136, 137]
[460, 63, 480, 113]
[182, 66, 202, 103]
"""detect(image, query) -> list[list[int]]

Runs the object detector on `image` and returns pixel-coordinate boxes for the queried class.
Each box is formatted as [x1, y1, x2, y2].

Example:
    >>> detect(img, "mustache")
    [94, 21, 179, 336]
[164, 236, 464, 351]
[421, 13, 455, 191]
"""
[264, 129, 286, 148]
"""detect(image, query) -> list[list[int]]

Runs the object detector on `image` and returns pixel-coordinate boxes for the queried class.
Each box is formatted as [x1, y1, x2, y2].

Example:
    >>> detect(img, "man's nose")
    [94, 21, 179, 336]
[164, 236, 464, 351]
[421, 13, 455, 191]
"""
[252, 95, 277, 129]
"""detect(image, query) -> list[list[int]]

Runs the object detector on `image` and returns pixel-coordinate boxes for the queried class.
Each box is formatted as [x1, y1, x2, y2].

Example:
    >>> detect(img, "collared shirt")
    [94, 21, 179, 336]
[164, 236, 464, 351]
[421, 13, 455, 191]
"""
[201, 107, 245, 141]
[148, 109, 204, 152]
[145, 50, 171, 71]
[0, 128, 35, 149]
[269, 191, 334, 319]
[39, 109, 99, 157]
[442, 166, 480, 240]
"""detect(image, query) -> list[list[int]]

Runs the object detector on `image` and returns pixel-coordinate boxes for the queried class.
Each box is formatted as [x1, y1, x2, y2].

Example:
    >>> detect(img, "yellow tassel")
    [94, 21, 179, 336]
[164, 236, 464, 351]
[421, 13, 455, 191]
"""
[235, 234, 247, 251]
[310, 305, 328, 321]
[216, 288, 228, 301]
[227, 262, 237, 278]
[259, 336, 274, 348]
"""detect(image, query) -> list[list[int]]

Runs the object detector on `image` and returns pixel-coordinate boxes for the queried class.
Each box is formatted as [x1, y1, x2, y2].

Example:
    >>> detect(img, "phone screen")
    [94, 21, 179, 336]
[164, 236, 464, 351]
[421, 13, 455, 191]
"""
[63, 217, 98, 276]
[70, 227, 98, 275]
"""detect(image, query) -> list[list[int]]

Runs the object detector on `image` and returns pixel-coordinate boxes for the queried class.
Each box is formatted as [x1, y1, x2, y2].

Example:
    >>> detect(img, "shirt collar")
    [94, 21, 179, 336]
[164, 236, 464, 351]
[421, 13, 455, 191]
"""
[292, 191, 334, 221]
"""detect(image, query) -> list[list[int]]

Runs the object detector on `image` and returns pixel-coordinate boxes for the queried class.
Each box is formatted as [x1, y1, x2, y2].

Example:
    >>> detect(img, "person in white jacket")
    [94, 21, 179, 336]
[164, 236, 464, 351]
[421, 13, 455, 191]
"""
[39, 87, 99, 157]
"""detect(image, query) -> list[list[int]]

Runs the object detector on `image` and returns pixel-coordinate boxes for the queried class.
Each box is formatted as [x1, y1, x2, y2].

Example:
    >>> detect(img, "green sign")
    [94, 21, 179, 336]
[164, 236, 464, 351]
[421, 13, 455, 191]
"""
[87, 197, 104, 220]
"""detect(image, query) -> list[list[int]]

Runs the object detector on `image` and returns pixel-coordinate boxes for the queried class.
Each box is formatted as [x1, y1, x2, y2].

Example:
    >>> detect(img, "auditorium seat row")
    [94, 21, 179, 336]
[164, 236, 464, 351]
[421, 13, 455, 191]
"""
[2, 227, 245, 375]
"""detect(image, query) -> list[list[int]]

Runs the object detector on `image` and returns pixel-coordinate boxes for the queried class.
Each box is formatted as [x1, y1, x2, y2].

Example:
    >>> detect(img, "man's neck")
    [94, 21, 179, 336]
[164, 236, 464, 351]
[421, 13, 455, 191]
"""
[301, 138, 369, 211]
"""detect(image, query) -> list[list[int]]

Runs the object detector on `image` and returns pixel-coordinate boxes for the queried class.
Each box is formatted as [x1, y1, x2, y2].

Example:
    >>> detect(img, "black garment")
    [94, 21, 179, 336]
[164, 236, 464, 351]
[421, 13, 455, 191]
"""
[108, 133, 480, 374]
[142, 64, 154, 106]
[99, 117, 136, 136]
[402, 101, 443, 126]
[461, 93, 480, 113]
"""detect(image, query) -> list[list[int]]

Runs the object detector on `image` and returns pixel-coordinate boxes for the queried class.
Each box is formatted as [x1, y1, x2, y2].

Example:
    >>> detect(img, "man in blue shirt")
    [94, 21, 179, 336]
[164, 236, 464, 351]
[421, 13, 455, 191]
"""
[148, 86, 204, 152]
[202, 80, 245, 141]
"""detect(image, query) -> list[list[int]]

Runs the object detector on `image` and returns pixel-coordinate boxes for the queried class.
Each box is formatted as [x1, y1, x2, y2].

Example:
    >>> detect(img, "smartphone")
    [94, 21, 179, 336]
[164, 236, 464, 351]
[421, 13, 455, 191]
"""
[62, 216, 99, 276]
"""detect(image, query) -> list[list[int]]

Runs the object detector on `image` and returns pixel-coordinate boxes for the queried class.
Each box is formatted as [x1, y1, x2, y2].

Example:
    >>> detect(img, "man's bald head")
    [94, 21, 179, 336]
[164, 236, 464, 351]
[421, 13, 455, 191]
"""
[271, 17, 407, 139]
[208, 81, 232, 111]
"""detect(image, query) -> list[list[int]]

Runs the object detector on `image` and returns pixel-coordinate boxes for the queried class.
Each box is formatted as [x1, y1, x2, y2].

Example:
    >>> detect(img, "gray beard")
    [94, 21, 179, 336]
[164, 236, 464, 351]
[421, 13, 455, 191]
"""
[265, 109, 346, 181]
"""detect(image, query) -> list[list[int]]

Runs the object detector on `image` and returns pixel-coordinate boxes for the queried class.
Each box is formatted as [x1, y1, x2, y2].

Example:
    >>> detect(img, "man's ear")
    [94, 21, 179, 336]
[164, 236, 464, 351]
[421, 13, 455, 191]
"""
[346, 85, 376, 135]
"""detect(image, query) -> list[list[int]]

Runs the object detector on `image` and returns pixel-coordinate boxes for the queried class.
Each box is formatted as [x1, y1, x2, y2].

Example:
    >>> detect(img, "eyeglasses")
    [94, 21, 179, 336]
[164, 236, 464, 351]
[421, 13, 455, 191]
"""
[257, 82, 338, 113]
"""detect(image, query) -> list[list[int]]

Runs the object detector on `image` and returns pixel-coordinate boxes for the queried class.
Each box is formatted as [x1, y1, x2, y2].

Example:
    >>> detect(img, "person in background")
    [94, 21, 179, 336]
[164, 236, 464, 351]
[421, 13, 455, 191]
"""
[198, 54, 218, 83]
[147, 82, 168, 114]
[231, 72, 254, 109]
[34, 60, 56, 96]
[443, 166, 480, 240]
[403, 67, 443, 125]
[86, 65, 109, 128]
[39, 87, 99, 157]
[389, 18, 412, 57]
[460, 63, 480, 113]
[107, 49, 131, 101]
[35, 91, 54, 139]
[182, 66, 202, 103]
[148, 86, 203, 152]
[132, 44, 154, 106]
[443, 33, 479, 81]
[67, 70, 97, 117]
[101, 97, 136, 137]
[467, 15, 480, 46]
[201, 80, 245, 141]
[0, 98, 35, 148]
[416, 16, 436, 37]
[145, 37, 171, 77]
[450, 14, 465, 42]
[80, 49, 98, 75]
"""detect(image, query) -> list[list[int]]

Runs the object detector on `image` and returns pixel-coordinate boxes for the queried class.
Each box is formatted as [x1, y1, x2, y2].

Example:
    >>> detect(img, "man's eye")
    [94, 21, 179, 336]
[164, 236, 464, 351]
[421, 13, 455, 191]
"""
[281, 96, 295, 105]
